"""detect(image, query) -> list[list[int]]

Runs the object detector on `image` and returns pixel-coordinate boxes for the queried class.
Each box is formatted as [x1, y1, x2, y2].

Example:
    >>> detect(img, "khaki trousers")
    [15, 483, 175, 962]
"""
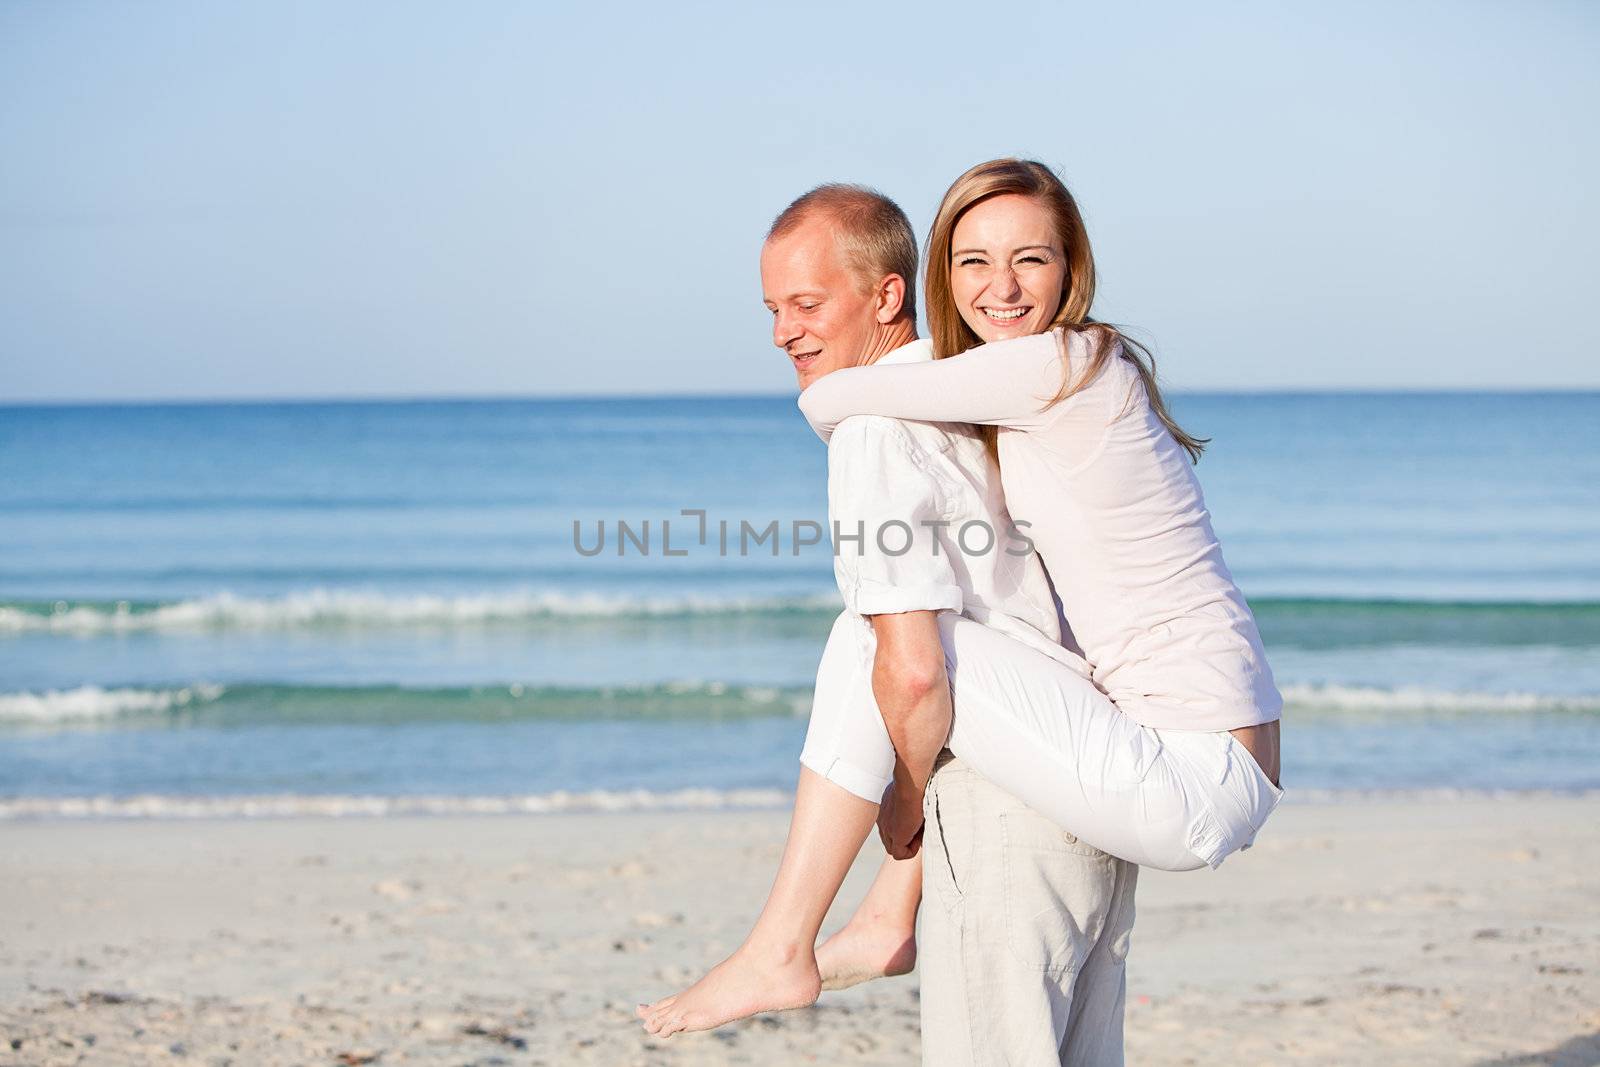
[920, 754, 1139, 1067]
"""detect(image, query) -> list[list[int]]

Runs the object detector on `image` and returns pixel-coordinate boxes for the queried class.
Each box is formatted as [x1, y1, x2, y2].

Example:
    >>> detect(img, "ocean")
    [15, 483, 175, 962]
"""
[2, 392, 1597, 817]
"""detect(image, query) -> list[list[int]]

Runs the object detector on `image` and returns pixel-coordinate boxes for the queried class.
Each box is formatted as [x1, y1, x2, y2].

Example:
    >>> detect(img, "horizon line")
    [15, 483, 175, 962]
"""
[3, 385, 1599, 409]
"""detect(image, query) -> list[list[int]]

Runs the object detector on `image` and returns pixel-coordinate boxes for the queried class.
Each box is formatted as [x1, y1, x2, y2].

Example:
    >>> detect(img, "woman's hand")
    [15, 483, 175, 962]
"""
[878, 781, 925, 860]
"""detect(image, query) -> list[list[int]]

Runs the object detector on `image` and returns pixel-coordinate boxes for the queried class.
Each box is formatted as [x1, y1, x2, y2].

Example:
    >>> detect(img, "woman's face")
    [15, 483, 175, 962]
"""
[949, 193, 1066, 343]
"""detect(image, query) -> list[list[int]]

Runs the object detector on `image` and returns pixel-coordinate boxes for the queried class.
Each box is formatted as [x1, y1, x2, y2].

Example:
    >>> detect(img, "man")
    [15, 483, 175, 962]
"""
[767, 183, 1139, 1066]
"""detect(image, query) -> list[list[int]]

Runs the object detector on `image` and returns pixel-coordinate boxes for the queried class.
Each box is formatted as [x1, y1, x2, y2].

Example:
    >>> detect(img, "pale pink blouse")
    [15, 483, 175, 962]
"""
[798, 327, 1281, 732]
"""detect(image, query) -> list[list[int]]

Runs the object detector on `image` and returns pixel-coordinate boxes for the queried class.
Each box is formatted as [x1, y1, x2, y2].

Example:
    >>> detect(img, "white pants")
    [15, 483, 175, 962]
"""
[800, 611, 1284, 872]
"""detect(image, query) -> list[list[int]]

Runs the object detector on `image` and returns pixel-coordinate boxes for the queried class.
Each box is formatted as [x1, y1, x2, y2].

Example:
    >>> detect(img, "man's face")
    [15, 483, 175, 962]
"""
[761, 219, 882, 389]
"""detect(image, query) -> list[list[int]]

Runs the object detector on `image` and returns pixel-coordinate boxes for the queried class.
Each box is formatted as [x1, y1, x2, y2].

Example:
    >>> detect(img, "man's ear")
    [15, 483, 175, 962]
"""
[875, 274, 908, 324]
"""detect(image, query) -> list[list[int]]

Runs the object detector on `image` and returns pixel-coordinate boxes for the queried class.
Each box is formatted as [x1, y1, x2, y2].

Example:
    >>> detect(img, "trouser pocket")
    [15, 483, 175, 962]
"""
[923, 764, 973, 916]
[1001, 810, 1118, 974]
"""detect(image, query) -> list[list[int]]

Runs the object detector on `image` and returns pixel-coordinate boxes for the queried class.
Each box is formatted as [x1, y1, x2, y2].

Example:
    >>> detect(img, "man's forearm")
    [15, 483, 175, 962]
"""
[875, 671, 952, 800]
[867, 610, 953, 800]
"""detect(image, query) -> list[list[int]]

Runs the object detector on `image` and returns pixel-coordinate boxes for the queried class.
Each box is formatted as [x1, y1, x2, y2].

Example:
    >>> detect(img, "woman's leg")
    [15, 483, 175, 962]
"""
[816, 851, 922, 990]
[638, 766, 879, 1037]
[639, 604, 1219, 1037]
[798, 611, 925, 987]
[798, 610, 899, 805]
[936, 614, 1210, 872]
[640, 612, 928, 1035]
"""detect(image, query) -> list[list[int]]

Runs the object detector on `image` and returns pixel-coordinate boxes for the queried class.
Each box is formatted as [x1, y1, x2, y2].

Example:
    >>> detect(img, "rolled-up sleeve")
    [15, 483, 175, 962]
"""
[827, 416, 963, 618]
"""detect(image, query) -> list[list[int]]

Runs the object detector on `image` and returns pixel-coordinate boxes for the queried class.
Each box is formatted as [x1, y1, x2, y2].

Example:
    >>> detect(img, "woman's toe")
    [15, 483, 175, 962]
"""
[639, 995, 674, 1027]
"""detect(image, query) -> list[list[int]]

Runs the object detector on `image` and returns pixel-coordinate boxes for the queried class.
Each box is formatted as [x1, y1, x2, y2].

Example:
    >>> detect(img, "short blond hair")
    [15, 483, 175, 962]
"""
[767, 184, 918, 321]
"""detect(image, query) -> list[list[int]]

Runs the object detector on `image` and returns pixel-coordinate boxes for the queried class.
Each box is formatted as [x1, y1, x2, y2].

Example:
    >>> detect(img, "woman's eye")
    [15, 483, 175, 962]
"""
[1018, 255, 1045, 265]
[958, 257, 985, 267]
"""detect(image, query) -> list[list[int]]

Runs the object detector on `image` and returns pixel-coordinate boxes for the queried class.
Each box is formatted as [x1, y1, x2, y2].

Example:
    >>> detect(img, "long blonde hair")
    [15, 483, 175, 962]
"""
[924, 158, 1207, 463]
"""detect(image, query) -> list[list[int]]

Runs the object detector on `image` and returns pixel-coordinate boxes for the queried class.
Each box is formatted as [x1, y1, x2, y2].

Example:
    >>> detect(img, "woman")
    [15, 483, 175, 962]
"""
[640, 158, 1283, 1037]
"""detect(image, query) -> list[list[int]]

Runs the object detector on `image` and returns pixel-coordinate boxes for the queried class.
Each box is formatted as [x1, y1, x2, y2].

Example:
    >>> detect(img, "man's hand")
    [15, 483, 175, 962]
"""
[878, 781, 925, 860]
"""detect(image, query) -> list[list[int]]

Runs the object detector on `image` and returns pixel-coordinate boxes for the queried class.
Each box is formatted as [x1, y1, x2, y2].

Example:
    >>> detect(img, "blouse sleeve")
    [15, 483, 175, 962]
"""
[797, 328, 1070, 441]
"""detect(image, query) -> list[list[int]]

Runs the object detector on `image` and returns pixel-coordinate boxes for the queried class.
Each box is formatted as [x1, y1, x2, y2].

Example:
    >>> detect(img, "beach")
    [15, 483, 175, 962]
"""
[5, 1, 1596, 1060]
[3, 795, 1597, 1066]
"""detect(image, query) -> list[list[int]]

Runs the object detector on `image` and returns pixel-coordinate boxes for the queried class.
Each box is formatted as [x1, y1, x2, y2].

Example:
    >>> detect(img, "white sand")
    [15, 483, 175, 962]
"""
[2, 796, 1597, 1066]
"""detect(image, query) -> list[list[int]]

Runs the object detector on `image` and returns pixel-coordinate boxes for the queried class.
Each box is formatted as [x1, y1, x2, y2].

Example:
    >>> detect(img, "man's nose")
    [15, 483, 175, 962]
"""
[773, 310, 803, 350]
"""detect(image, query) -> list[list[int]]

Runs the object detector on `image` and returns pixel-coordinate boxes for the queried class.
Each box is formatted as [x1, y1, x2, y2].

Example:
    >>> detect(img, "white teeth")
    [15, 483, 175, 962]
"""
[985, 308, 1026, 320]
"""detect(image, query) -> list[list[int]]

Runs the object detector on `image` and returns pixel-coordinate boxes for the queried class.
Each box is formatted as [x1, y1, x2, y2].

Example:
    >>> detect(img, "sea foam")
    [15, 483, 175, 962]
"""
[0, 588, 839, 633]
[0, 684, 227, 723]
[0, 787, 793, 820]
[2, 680, 1596, 728]
[0, 681, 814, 726]
[3, 786, 1595, 821]
[1279, 682, 1600, 715]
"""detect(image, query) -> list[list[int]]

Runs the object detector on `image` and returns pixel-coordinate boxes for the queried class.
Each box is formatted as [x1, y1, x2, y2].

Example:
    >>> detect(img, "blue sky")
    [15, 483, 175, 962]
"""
[1, 0, 1596, 401]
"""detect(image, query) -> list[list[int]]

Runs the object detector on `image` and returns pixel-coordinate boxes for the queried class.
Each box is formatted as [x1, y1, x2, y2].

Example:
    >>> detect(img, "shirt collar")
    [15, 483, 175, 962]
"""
[875, 337, 933, 367]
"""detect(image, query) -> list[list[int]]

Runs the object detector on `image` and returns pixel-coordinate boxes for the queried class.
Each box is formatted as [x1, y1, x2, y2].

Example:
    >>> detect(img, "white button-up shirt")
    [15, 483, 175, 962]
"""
[826, 339, 1089, 674]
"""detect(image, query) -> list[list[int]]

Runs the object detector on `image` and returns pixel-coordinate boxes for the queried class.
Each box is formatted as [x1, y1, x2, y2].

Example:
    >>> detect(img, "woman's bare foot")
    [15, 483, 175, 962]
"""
[637, 939, 822, 1038]
[816, 918, 917, 991]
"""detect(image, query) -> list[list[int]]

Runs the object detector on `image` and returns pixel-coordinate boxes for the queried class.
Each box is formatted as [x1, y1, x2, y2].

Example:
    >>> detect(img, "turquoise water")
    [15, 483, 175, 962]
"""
[1, 392, 1597, 813]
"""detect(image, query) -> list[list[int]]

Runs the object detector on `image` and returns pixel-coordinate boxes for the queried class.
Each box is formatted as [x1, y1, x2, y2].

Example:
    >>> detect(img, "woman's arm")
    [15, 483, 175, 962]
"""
[797, 328, 1070, 441]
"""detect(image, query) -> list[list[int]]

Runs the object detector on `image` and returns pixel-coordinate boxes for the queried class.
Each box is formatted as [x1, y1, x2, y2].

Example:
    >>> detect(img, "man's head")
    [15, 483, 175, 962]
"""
[761, 184, 918, 388]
